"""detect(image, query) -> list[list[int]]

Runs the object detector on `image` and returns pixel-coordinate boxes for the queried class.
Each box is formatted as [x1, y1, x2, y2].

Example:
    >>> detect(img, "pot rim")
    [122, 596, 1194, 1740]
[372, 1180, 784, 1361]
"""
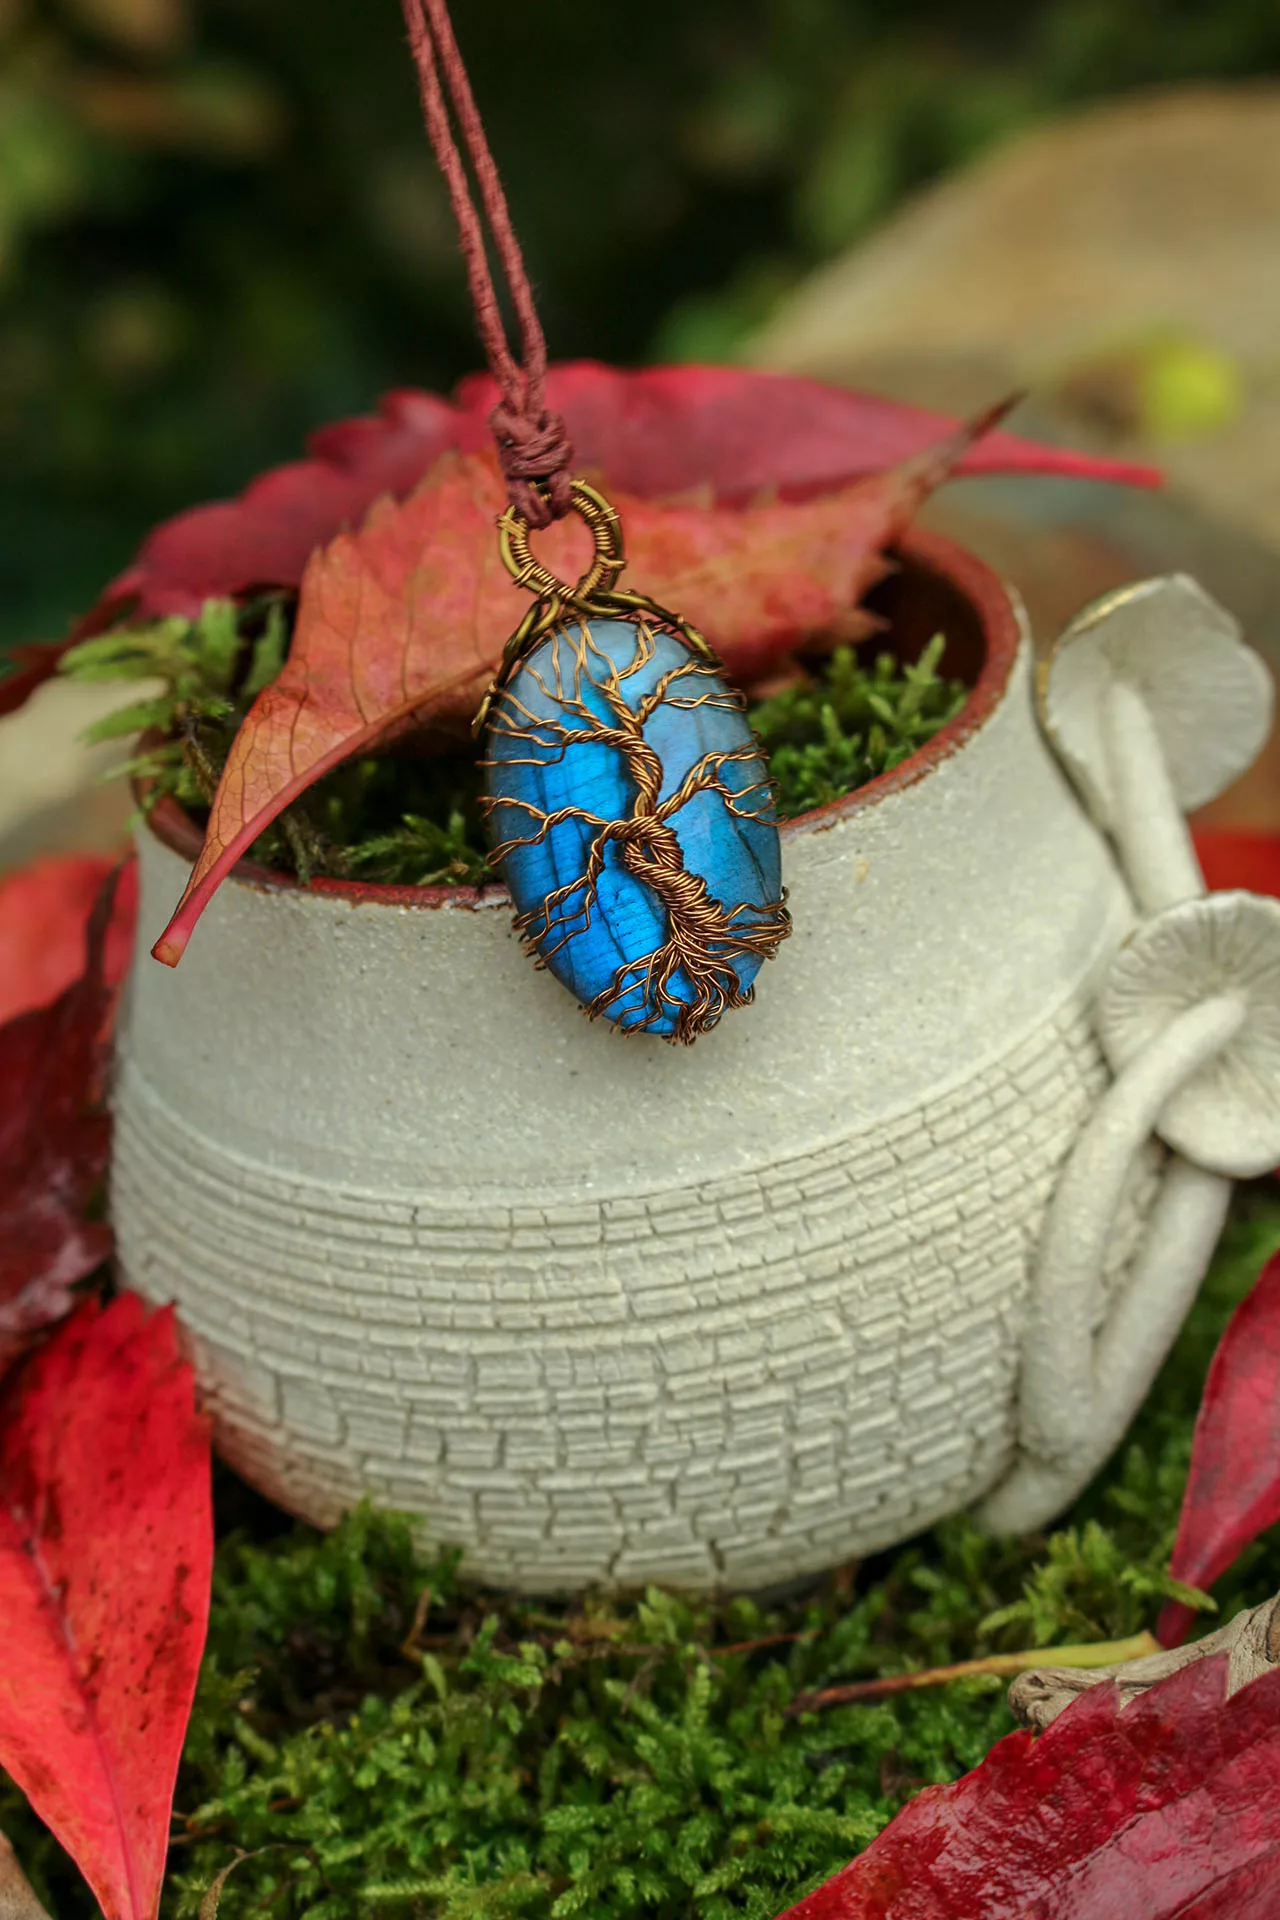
[142, 524, 1021, 911]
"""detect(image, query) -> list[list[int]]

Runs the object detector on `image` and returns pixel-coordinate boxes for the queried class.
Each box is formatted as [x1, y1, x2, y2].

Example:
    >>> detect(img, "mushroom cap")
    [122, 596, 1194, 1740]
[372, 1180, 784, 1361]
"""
[1039, 574, 1273, 826]
[1096, 891, 1280, 1179]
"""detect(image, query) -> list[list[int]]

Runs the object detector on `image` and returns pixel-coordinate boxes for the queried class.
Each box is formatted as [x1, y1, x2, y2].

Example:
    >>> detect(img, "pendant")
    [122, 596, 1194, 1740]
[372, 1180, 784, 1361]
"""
[475, 481, 790, 1044]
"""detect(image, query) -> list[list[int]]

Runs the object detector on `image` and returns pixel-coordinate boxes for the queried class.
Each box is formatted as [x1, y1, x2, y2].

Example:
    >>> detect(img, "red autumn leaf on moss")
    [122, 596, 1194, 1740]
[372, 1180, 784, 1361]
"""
[1157, 1249, 1280, 1649]
[153, 413, 981, 965]
[778, 1655, 1280, 1919]
[0, 861, 137, 1371]
[81, 362, 1160, 637]
[0, 852, 134, 1026]
[0, 1293, 212, 1920]
[1193, 827, 1280, 899]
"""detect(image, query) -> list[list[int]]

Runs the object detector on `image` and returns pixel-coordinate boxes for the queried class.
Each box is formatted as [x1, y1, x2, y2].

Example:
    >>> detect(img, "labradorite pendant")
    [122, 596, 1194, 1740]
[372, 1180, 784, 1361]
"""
[476, 483, 789, 1044]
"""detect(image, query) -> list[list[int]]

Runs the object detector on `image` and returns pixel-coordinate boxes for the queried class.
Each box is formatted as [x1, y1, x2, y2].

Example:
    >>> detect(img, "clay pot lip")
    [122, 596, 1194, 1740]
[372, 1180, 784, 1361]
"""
[142, 523, 1021, 911]
[777, 525, 1020, 842]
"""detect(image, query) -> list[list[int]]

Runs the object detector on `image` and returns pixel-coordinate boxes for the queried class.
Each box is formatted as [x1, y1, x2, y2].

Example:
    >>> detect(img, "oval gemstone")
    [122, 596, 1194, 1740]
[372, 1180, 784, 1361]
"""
[482, 615, 788, 1042]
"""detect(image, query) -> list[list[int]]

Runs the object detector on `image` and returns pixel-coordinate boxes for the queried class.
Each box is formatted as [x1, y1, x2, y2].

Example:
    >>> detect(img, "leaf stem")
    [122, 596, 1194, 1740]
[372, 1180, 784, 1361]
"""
[786, 1629, 1160, 1714]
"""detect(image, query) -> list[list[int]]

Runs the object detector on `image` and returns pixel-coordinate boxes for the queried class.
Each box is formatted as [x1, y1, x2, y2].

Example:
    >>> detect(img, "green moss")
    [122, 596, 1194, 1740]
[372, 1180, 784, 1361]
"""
[65, 598, 289, 817]
[62, 608, 965, 887]
[749, 635, 965, 819]
[6, 1195, 1279, 1920]
[62, 597, 313, 877]
[324, 759, 493, 889]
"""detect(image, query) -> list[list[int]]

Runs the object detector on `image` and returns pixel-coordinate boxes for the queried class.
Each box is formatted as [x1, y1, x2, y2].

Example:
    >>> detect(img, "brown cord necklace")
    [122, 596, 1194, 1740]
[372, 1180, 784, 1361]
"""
[401, 0, 790, 1044]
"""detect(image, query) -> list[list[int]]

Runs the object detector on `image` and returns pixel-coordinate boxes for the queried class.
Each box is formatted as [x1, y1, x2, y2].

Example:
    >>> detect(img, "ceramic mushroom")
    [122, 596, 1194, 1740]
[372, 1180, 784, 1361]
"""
[1098, 892, 1280, 1182]
[1038, 575, 1272, 913]
[984, 584, 1278, 1535]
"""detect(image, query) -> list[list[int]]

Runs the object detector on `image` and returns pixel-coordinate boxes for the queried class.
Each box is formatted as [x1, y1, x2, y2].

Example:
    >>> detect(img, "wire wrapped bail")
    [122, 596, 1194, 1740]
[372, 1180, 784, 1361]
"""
[472, 481, 629, 736]
[497, 479, 627, 603]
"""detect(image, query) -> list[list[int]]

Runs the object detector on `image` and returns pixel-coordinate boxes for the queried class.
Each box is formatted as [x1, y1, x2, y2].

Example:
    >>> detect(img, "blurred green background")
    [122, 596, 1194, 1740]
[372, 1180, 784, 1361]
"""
[3, 0, 1280, 650]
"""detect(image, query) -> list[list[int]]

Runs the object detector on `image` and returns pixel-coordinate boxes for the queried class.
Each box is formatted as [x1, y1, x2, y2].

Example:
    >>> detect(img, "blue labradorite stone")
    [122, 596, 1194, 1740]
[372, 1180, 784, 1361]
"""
[483, 616, 788, 1042]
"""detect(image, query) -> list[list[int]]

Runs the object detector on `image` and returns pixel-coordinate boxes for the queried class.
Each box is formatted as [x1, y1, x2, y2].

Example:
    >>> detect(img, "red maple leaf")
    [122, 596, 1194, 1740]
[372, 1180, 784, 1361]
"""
[94, 388, 459, 630]
[1158, 1248, 1280, 1648]
[0, 1293, 212, 1920]
[0, 860, 138, 1372]
[79, 363, 1160, 637]
[455, 362, 1164, 501]
[0, 852, 134, 1027]
[151, 414, 979, 965]
[778, 1654, 1280, 1919]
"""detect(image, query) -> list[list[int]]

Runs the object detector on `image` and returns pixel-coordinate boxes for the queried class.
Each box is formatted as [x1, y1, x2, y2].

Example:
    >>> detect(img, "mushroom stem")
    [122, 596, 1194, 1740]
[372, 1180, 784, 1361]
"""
[1092, 1155, 1231, 1434]
[981, 990, 1244, 1529]
[980, 1156, 1231, 1533]
[1101, 679, 1205, 912]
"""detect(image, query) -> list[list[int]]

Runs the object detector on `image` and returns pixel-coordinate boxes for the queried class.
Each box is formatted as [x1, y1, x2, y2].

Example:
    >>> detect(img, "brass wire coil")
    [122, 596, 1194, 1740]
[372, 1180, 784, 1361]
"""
[473, 479, 716, 735]
[496, 479, 626, 603]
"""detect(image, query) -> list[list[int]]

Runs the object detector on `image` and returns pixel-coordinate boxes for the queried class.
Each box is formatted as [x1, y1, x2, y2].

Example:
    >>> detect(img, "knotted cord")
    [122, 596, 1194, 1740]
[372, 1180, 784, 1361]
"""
[401, 0, 574, 527]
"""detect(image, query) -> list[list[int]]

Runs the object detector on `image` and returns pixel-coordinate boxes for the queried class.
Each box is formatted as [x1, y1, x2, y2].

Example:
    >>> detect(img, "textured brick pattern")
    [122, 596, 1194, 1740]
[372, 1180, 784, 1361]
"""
[113, 997, 1161, 1591]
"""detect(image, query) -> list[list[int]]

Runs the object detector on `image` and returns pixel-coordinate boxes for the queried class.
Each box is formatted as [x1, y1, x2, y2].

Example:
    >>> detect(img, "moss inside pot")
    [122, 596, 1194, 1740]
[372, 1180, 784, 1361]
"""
[62, 589, 968, 890]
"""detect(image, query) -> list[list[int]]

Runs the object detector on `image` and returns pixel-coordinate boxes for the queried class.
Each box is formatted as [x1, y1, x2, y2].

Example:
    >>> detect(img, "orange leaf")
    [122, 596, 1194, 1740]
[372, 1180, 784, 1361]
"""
[154, 415, 986, 965]
[0, 853, 134, 1027]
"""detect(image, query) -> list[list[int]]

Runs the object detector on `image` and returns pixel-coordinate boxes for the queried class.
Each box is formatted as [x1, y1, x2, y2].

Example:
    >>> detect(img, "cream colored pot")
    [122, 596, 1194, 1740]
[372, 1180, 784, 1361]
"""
[112, 531, 1162, 1593]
